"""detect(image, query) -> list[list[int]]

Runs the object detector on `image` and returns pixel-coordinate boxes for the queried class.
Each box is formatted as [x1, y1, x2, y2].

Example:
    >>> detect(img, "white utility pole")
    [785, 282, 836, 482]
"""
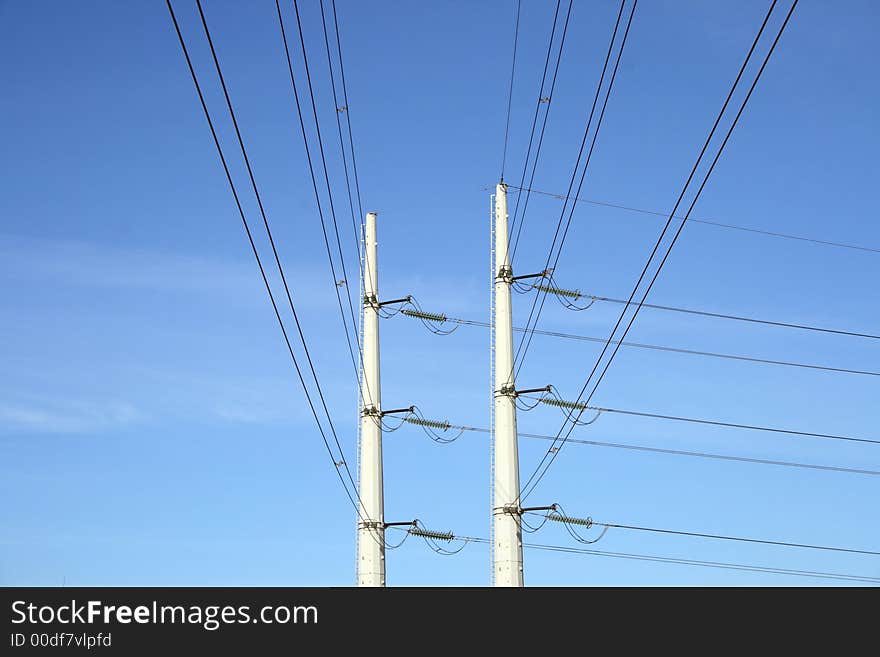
[492, 182, 524, 587]
[357, 211, 385, 587]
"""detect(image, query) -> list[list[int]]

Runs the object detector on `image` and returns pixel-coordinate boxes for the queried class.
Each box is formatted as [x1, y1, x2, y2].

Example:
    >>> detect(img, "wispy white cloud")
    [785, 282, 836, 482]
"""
[0, 234, 333, 309]
[0, 399, 142, 434]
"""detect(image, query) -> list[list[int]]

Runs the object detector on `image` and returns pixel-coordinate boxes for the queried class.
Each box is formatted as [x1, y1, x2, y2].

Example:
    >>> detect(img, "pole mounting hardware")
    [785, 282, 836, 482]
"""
[510, 269, 550, 282]
[377, 295, 412, 307]
[380, 406, 414, 418]
[514, 385, 552, 397]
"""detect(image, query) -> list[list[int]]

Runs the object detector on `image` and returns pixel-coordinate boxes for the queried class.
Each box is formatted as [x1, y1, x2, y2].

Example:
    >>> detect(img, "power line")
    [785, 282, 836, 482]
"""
[582, 520, 880, 556]
[318, 0, 362, 275]
[519, 541, 880, 584]
[505, 183, 880, 255]
[574, 404, 880, 446]
[508, 0, 573, 259]
[514, 0, 636, 378]
[500, 0, 522, 181]
[394, 531, 880, 584]
[195, 0, 367, 505]
[290, 0, 362, 358]
[402, 313, 880, 377]
[582, 292, 880, 341]
[274, 0, 365, 399]
[330, 0, 365, 225]
[520, 0, 800, 501]
[445, 423, 880, 477]
[165, 0, 363, 519]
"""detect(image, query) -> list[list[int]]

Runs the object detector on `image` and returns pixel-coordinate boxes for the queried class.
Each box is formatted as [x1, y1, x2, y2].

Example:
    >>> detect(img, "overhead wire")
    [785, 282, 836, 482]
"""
[590, 520, 880, 556]
[520, 0, 800, 501]
[399, 312, 879, 377]
[289, 0, 363, 367]
[500, 0, 523, 181]
[537, 287, 880, 340]
[513, 0, 637, 379]
[274, 0, 365, 399]
[329, 0, 365, 228]
[401, 533, 880, 584]
[505, 183, 880, 255]
[576, 403, 880, 446]
[318, 0, 362, 276]
[165, 0, 365, 521]
[194, 0, 370, 508]
[442, 423, 880, 477]
[508, 0, 574, 260]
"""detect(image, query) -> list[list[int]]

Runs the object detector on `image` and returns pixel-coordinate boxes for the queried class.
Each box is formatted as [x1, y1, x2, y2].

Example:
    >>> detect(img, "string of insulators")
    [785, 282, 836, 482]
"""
[410, 527, 455, 541]
[547, 513, 594, 528]
[533, 283, 582, 299]
[402, 308, 448, 323]
[541, 397, 589, 411]
[404, 416, 452, 431]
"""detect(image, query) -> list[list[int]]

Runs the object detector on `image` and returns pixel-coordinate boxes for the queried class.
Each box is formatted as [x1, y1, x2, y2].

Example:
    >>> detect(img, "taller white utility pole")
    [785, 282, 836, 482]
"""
[492, 182, 524, 587]
[357, 211, 385, 587]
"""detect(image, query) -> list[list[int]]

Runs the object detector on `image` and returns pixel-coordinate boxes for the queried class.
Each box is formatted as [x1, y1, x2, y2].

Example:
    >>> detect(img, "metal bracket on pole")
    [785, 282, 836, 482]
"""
[497, 384, 516, 397]
[380, 406, 414, 418]
[383, 520, 417, 529]
[501, 504, 558, 516]
[520, 504, 558, 514]
[377, 295, 412, 307]
[513, 385, 552, 397]
[510, 269, 551, 282]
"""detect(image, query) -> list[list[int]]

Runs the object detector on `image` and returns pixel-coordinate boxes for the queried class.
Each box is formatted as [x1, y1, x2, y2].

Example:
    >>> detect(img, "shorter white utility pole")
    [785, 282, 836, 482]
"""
[357, 211, 385, 587]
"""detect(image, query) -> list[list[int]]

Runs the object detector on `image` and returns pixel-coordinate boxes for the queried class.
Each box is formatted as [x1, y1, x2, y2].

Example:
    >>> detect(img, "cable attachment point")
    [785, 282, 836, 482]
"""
[502, 504, 557, 516]
[336, 105, 348, 113]
[497, 384, 517, 397]
[538, 96, 551, 104]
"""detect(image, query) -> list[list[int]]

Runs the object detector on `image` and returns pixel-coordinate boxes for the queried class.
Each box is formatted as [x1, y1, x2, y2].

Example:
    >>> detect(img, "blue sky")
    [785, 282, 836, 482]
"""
[1, 0, 878, 586]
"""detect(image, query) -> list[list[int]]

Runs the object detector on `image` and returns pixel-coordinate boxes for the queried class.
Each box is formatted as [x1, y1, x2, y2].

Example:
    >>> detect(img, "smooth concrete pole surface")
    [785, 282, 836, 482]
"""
[357, 212, 385, 586]
[493, 183, 524, 587]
